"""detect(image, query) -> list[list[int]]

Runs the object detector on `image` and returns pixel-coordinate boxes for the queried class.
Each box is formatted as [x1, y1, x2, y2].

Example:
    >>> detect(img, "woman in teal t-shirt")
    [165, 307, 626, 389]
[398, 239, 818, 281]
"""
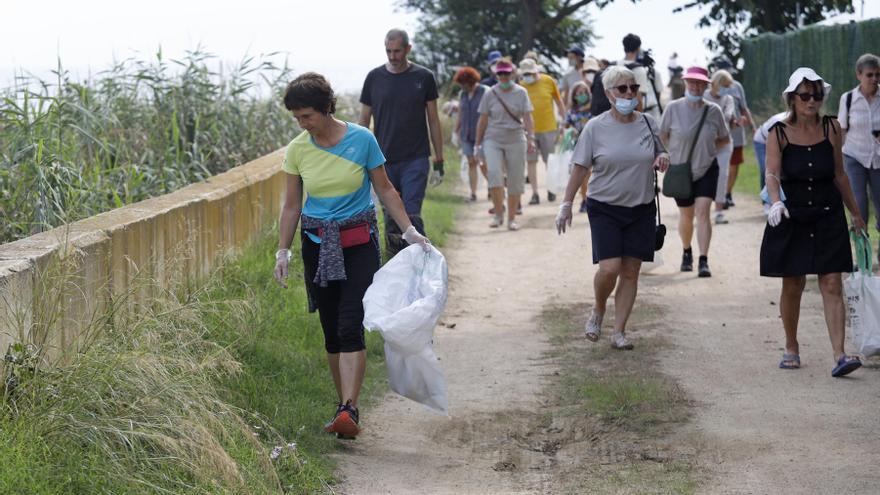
[273, 72, 430, 439]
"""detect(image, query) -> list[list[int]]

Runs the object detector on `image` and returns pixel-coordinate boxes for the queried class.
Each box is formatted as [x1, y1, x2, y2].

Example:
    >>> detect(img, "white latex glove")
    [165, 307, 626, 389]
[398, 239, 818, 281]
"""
[767, 201, 790, 227]
[274, 249, 291, 288]
[556, 201, 573, 235]
[402, 225, 431, 252]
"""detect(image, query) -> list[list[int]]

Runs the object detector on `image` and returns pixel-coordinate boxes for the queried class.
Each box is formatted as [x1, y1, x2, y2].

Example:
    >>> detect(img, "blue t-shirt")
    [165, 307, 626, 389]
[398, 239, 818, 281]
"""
[282, 122, 385, 242]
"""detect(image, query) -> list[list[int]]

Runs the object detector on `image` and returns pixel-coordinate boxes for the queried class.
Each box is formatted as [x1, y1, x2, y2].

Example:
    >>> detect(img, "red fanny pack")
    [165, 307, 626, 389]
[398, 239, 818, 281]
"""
[318, 223, 371, 248]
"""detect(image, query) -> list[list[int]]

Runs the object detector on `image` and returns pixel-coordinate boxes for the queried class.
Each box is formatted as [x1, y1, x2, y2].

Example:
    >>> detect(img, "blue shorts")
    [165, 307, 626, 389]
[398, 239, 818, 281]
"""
[461, 139, 475, 157]
[385, 156, 429, 214]
[586, 198, 656, 264]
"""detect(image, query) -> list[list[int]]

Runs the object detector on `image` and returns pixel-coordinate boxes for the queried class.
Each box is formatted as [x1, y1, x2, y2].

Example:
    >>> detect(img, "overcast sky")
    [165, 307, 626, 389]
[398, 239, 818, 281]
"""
[1, 0, 877, 93]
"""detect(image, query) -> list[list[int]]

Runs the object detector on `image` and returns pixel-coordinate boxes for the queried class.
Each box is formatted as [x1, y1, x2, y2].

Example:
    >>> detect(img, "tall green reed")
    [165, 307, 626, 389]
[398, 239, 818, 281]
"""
[0, 47, 299, 244]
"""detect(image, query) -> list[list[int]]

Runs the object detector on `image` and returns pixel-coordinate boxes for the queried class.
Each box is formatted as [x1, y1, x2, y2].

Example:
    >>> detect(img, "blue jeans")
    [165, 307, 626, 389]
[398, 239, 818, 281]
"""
[843, 154, 880, 230]
[383, 156, 430, 255]
[754, 141, 767, 204]
[385, 156, 429, 214]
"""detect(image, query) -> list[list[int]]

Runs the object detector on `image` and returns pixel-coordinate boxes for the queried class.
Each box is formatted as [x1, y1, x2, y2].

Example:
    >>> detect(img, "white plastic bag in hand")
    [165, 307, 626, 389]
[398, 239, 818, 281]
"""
[362, 244, 449, 414]
[546, 150, 573, 195]
[844, 233, 880, 357]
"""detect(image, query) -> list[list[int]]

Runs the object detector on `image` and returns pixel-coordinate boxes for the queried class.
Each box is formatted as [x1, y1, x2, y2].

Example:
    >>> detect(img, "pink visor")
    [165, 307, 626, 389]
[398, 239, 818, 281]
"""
[493, 61, 514, 73]
[682, 66, 710, 83]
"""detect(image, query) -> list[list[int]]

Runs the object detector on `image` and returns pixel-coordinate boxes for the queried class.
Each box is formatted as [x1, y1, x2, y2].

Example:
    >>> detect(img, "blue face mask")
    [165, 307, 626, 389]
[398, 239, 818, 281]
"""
[719, 87, 732, 96]
[685, 90, 703, 102]
[614, 97, 638, 115]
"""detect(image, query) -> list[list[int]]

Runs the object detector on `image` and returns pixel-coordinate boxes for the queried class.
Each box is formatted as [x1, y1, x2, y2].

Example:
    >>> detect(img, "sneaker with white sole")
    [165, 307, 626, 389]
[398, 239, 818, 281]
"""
[585, 311, 603, 342]
[714, 212, 728, 224]
[489, 215, 503, 228]
[507, 221, 520, 231]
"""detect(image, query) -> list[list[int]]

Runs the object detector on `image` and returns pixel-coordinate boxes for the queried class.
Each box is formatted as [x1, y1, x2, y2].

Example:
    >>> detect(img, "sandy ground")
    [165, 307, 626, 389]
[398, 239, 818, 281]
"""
[335, 170, 880, 494]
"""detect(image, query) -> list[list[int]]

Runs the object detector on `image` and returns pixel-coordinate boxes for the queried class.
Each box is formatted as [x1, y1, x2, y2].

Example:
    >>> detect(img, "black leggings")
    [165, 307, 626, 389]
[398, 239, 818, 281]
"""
[301, 234, 380, 354]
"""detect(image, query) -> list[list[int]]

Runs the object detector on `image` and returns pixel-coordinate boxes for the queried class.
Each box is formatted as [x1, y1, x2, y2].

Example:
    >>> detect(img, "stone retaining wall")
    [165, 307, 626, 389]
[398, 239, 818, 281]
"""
[0, 149, 286, 355]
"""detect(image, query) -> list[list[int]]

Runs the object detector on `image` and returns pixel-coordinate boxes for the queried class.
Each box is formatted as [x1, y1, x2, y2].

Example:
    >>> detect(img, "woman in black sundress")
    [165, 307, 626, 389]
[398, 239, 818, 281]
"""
[760, 68, 866, 377]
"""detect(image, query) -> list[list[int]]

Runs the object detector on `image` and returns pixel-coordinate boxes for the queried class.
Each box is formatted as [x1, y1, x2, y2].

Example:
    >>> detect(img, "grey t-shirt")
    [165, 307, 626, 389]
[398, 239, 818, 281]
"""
[728, 80, 749, 147]
[571, 111, 666, 207]
[559, 69, 582, 99]
[660, 99, 730, 180]
[702, 91, 735, 123]
[478, 85, 533, 144]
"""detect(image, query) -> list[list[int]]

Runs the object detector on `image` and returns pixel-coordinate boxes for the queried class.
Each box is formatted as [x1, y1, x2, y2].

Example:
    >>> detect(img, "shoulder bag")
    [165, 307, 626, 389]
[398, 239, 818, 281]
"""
[662, 105, 709, 199]
[491, 87, 524, 126]
[642, 115, 666, 250]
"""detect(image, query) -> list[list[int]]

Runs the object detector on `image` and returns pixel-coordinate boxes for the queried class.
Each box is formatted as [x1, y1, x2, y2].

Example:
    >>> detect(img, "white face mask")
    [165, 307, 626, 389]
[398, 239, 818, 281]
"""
[522, 75, 537, 85]
[584, 73, 594, 85]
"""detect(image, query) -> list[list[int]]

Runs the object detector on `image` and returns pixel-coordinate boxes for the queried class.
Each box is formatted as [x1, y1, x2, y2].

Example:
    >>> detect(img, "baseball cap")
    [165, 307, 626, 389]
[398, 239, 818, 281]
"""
[567, 46, 585, 58]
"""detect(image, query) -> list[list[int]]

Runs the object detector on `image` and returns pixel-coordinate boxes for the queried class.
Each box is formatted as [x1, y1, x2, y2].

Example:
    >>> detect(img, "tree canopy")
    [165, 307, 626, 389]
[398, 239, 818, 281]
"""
[674, 0, 855, 66]
[398, 0, 611, 84]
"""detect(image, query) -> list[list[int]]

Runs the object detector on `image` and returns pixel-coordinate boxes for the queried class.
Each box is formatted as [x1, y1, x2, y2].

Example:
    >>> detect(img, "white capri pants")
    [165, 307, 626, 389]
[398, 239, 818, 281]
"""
[714, 141, 733, 204]
[483, 138, 527, 196]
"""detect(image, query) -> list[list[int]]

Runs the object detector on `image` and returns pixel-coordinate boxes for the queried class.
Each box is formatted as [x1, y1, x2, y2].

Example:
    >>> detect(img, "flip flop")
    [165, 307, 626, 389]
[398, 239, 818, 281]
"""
[778, 353, 801, 370]
[585, 312, 602, 342]
[831, 354, 861, 377]
[610, 332, 634, 350]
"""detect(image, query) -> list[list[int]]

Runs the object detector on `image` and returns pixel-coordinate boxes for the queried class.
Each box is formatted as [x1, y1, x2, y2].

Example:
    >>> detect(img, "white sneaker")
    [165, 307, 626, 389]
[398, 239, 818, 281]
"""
[585, 311, 602, 342]
[489, 215, 503, 228]
[714, 212, 729, 225]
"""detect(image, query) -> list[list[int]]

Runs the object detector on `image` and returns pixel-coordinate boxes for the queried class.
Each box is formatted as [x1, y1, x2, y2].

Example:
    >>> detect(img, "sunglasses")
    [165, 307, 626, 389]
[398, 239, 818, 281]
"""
[614, 84, 640, 94]
[495, 71, 512, 76]
[794, 92, 824, 102]
[862, 72, 880, 79]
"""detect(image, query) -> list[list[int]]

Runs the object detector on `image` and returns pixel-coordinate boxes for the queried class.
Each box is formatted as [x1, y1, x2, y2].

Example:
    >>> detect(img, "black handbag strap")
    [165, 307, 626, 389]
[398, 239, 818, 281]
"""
[642, 114, 662, 225]
[491, 87, 523, 126]
[687, 105, 710, 164]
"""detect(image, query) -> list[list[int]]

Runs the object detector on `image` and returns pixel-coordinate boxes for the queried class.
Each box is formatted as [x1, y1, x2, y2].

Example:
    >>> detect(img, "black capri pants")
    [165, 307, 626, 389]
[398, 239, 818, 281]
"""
[301, 233, 381, 354]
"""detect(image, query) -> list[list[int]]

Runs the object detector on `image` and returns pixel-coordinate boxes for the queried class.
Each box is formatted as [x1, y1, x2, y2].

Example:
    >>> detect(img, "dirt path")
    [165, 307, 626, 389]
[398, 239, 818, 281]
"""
[336, 175, 880, 494]
[644, 193, 880, 494]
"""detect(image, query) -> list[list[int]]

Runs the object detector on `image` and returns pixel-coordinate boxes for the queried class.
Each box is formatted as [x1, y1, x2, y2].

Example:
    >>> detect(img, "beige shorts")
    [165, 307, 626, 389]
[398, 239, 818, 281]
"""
[527, 130, 558, 163]
[483, 139, 527, 196]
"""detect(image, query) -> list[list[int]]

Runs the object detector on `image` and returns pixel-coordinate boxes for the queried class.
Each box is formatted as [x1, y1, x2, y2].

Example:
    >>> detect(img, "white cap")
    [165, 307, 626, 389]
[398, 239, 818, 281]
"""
[782, 67, 832, 96]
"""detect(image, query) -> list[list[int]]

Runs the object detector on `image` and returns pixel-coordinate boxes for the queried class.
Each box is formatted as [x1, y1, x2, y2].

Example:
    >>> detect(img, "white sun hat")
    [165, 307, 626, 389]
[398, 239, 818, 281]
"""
[782, 67, 832, 96]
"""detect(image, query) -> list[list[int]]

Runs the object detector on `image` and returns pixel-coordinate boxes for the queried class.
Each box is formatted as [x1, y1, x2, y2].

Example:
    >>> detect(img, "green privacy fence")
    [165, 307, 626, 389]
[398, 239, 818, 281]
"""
[742, 18, 880, 116]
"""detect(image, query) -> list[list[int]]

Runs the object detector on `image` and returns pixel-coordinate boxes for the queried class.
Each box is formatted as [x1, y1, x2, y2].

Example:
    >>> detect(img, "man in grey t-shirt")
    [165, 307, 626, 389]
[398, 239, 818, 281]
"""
[560, 46, 586, 108]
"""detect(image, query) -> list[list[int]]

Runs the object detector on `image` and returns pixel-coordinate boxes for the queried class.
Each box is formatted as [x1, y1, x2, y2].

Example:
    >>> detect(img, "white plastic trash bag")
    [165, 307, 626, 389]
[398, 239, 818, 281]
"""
[545, 150, 572, 195]
[844, 232, 880, 357]
[363, 244, 449, 414]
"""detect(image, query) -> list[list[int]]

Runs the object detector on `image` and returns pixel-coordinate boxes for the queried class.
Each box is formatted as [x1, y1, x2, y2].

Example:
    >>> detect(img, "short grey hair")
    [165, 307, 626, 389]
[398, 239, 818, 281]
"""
[711, 69, 733, 87]
[385, 28, 410, 46]
[856, 53, 880, 73]
[601, 65, 635, 90]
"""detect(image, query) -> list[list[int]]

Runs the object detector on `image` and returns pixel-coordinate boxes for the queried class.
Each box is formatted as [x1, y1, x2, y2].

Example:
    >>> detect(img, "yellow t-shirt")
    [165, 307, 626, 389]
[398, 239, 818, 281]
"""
[521, 74, 561, 133]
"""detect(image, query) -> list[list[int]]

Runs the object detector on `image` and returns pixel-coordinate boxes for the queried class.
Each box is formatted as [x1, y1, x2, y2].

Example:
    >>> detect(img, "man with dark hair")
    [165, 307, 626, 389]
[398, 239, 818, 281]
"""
[619, 33, 664, 120]
[359, 28, 444, 255]
[560, 46, 586, 109]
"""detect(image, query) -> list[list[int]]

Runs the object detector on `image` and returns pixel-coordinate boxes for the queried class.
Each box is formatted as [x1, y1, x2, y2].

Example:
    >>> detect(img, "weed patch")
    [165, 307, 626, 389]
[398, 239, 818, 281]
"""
[537, 303, 698, 494]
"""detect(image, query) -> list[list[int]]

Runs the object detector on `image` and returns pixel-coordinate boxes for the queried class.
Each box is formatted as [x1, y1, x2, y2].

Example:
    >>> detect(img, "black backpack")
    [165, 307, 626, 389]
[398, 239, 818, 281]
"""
[590, 61, 661, 116]
[590, 68, 612, 116]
